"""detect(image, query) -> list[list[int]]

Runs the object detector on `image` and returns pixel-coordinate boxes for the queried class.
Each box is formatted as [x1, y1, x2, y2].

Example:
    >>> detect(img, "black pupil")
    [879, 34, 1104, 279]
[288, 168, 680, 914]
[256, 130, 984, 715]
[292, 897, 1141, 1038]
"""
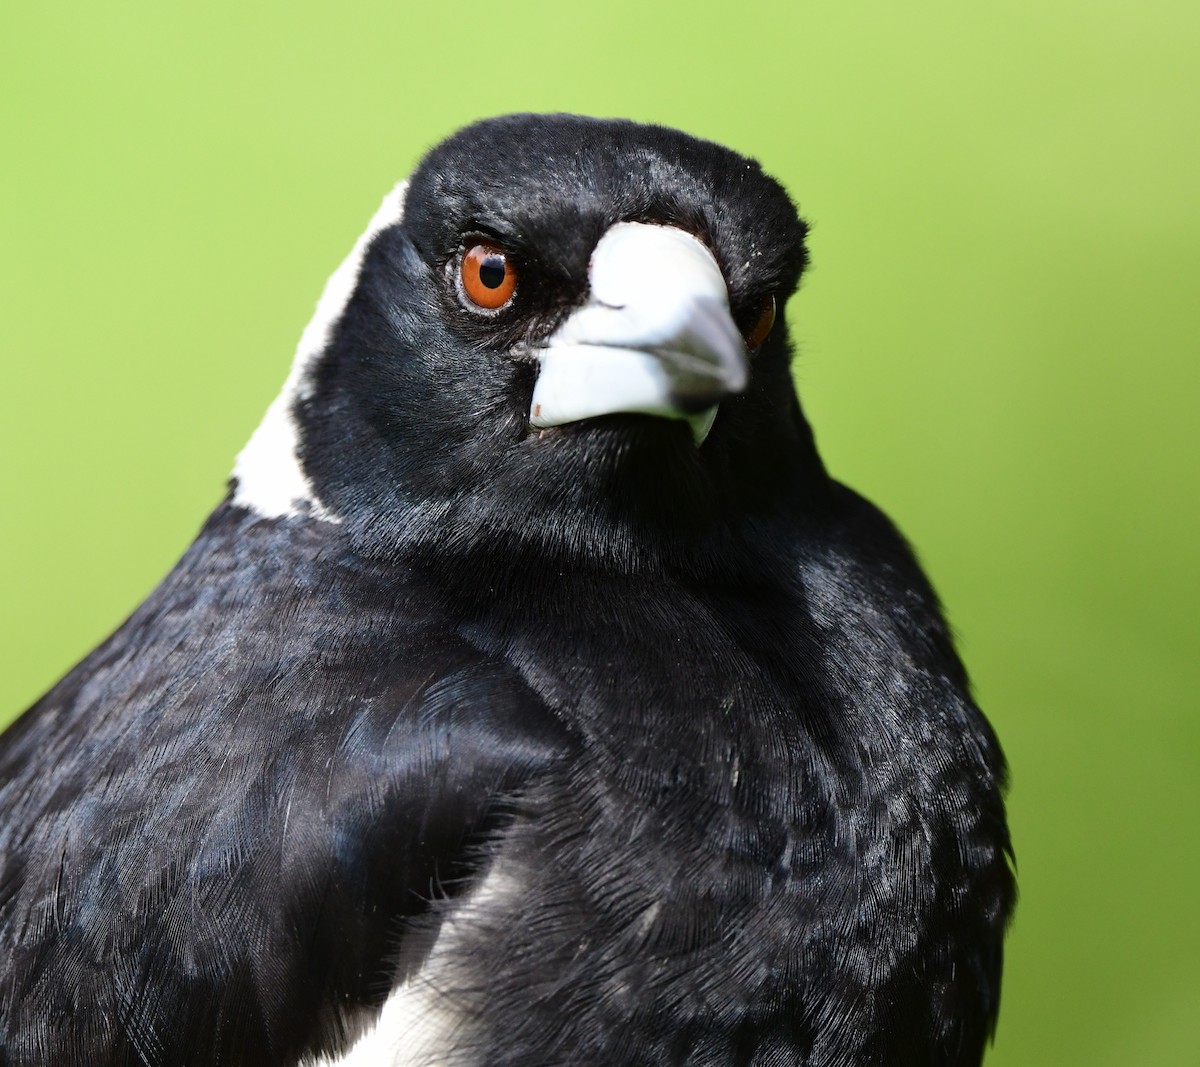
[479, 255, 506, 289]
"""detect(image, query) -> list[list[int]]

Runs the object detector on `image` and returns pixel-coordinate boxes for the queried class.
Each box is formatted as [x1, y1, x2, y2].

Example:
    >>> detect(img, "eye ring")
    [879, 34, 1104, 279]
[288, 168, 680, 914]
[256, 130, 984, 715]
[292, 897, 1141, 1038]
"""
[459, 242, 518, 311]
[745, 295, 776, 349]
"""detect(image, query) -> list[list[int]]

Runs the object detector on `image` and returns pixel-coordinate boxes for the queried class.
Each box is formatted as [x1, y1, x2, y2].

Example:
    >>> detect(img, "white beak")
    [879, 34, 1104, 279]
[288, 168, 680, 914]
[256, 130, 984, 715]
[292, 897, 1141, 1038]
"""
[527, 222, 747, 443]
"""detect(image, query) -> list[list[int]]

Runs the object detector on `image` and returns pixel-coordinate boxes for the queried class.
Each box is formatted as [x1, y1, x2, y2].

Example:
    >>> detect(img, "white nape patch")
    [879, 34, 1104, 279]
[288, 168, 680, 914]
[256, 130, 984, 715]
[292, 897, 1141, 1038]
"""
[301, 862, 519, 1067]
[232, 182, 410, 521]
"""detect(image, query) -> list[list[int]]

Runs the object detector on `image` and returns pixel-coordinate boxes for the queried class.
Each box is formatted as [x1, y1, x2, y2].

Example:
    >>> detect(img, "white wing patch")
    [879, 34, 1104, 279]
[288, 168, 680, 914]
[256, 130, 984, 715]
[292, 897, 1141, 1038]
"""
[301, 861, 519, 1067]
[232, 181, 410, 521]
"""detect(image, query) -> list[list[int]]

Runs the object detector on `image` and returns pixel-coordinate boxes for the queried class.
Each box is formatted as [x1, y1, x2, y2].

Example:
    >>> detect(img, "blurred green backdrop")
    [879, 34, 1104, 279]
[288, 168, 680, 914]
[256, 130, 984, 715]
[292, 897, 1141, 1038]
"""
[2, 2, 1196, 1063]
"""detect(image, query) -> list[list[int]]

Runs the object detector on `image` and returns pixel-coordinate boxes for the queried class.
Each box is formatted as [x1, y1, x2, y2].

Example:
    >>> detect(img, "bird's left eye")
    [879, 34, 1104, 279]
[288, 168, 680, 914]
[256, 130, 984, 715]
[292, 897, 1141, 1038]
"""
[745, 295, 776, 349]
[460, 243, 518, 311]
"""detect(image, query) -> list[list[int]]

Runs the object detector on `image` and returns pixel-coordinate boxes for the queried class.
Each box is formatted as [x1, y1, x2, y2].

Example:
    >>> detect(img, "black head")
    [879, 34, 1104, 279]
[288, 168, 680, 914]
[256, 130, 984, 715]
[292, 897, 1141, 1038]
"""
[237, 115, 822, 569]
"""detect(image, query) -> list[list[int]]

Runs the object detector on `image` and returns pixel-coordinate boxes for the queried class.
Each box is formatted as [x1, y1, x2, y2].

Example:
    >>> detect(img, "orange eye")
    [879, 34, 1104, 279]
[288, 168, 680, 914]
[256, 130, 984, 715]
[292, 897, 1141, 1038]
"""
[745, 295, 776, 349]
[460, 243, 518, 310]
[739, 294, 777, 348]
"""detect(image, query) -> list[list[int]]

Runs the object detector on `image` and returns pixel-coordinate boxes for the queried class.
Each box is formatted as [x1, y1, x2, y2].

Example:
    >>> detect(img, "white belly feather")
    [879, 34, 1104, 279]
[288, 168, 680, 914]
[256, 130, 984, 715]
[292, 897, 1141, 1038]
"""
[301, 862, 519, 1067]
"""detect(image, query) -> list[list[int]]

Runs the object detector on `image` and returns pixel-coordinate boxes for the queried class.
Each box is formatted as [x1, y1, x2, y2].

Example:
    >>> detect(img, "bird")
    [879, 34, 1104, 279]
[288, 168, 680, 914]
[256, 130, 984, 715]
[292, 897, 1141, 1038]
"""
[0, 114, 1014, 1067]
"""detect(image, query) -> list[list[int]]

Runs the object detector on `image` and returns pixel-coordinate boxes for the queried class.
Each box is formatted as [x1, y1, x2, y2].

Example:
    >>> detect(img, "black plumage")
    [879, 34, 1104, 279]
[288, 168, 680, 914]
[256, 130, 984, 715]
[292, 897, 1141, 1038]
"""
[0, 114, 1014, 1066]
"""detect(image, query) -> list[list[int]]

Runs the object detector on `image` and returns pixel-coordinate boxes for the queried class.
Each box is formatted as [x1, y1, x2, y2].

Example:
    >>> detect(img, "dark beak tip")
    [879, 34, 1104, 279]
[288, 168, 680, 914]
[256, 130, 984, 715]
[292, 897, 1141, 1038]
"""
[671, 384, 742, 414]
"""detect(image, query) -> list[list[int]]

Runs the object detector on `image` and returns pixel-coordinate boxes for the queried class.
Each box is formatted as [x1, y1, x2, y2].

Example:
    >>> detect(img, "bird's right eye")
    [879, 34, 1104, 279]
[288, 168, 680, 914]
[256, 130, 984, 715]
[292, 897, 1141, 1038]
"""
[459, 243, 518, 311]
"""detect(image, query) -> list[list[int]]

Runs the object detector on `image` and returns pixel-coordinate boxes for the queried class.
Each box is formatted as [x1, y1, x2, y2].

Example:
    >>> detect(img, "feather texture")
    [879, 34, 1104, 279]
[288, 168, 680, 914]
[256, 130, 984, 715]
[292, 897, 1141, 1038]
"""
[0, 115, 1013, 1066]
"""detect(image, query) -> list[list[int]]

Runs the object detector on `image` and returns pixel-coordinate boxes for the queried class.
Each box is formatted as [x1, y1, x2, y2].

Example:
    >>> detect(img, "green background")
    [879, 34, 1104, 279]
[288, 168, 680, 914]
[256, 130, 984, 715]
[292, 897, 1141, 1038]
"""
[2, 2, 1196, 1063]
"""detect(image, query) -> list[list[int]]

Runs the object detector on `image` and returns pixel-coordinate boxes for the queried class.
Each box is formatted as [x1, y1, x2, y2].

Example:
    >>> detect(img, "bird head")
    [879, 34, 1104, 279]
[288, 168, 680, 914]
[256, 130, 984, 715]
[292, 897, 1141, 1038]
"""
[233, 115, 817, 566]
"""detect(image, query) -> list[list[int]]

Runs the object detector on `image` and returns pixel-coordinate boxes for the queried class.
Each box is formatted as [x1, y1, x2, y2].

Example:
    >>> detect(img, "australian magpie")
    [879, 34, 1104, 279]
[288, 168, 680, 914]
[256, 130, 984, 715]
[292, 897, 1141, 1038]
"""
[0, 114, 1014, 1067]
